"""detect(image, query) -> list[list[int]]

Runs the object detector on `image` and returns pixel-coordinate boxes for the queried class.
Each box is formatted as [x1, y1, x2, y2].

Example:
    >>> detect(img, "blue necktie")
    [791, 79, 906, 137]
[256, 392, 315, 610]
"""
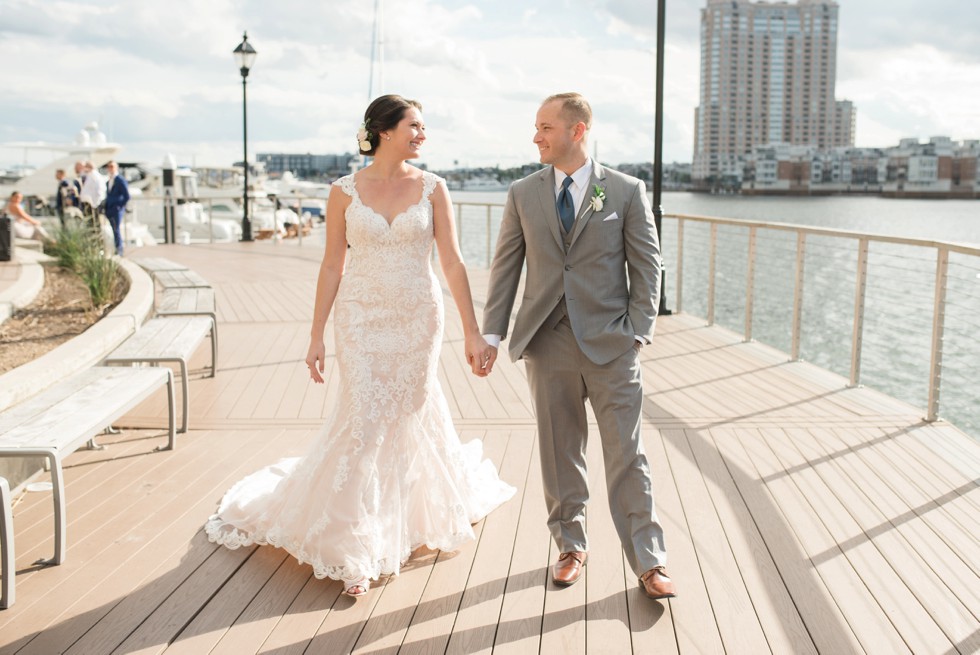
[557, 176, 574, 233]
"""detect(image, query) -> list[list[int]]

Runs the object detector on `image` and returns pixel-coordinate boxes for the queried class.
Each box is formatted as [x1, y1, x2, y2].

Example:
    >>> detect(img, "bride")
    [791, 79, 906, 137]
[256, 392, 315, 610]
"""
[205, 95, 515, 598]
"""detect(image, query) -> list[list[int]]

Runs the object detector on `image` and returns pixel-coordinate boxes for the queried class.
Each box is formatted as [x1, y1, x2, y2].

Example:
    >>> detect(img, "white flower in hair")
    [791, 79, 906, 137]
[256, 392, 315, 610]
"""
[357, 119, 373, 152]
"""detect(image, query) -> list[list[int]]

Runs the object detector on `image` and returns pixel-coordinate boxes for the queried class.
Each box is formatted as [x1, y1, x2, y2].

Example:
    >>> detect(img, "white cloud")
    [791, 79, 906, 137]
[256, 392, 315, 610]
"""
[1, 0, 978, 172]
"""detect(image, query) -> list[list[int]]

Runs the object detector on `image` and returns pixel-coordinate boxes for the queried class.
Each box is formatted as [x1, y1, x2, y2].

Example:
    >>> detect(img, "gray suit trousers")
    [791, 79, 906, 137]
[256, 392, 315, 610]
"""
[523, 315, 667, 575]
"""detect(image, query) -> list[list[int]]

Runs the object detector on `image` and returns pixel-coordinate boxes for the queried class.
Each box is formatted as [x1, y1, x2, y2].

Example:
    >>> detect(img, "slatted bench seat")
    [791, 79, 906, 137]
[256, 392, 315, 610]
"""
[133, 257, 189, 279]
[155, 287, 219, 366]
[152, 269, 210, 290]
[0, 367, 176, 582]
[103, 316, 216, 434]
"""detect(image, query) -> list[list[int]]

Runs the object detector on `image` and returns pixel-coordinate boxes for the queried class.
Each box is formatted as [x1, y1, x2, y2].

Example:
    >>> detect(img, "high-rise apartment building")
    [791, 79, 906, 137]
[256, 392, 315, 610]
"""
[832, 99, 856, 148]
[692, 0, 854, 184]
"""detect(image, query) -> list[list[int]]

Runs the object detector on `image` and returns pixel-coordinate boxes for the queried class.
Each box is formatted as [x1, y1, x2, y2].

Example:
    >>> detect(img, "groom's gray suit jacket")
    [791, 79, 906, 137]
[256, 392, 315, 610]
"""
[484, 162, 662, 365]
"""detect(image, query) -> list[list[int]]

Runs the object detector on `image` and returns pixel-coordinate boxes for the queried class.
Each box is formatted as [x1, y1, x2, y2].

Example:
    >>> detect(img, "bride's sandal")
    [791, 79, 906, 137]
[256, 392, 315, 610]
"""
[343, 576, 370, 598]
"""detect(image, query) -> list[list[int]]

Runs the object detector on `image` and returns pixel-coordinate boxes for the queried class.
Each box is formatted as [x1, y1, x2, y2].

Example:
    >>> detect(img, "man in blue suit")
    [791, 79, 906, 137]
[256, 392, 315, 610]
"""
[104, 160, 129, 256]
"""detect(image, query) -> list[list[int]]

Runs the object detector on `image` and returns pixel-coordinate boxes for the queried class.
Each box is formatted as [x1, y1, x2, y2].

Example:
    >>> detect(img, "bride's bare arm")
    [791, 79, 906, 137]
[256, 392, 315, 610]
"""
[306, 185, 350, 383]
[431, 180, 492, 377]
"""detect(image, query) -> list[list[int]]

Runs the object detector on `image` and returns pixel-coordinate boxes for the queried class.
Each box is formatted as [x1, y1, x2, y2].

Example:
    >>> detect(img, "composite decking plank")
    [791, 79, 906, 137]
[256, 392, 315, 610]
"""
[796, 426, 979, 651]
[395, 429, 509, 655]
[490, 432, 550, 654]
[710, 427, 866, 655]
[582, 428, 634, 654]
[653, 428, 725, 654]
[204, 556, 313, 655]
[253, 324, 312, 419]
[8, 427, 292, 653]
[844, 427, 980, 569]
[445, 429, 536, 655]
[227, 322, 300, 418]
[668, 428, 774, 655]
[692, 428, 817, 654]
[739, 427, 912, 654]
[60, 429, 310, 655]
[251, 573, 341, 654]
[761, 427, 954, 654]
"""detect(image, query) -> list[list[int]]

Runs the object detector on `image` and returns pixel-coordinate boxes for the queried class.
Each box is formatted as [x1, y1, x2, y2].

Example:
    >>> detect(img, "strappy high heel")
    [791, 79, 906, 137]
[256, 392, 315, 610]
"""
[343, 576, 370, 598]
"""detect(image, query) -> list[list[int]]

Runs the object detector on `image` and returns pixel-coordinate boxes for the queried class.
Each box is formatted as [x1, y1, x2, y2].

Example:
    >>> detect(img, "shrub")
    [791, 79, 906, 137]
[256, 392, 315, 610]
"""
[44, 224, 121, 311]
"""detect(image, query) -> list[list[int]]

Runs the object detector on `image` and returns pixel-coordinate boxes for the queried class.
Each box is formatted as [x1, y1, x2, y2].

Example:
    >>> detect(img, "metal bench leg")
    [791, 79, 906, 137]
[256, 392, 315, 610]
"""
[0, 477, 14, 609]
[209, 316, 218, 378]
[44, 451, 66, 566]
[179, 360, 189, 434]
[164, 370, 177, 451]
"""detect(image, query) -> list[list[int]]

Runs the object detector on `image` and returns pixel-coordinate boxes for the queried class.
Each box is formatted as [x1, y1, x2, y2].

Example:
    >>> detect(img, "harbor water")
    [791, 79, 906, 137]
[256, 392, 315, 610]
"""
[452, 190, 980, 439]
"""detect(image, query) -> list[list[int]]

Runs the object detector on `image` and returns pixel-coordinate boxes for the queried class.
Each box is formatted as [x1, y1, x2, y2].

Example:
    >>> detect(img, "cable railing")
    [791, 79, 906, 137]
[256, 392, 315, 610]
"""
[664, 213, 980, 436]
[450, 201, 980, 438]
[116, 195, 979, 436]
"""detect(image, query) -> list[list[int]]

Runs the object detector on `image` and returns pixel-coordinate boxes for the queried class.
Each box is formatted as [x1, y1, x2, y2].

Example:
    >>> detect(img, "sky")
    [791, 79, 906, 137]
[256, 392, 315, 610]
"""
[1, 0, 978, 172]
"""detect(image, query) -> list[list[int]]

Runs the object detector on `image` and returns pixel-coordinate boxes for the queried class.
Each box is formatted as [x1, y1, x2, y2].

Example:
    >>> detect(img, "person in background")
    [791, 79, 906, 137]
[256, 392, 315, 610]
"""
[5, 191, 52, 242]
[79, 160, 106, 222]
[55, 169, 77, 229]
[103, 160, 129, 256]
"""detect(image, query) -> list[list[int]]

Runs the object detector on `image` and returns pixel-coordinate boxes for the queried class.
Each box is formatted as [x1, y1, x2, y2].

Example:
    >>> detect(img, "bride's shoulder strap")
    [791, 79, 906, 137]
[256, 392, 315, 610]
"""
[333, 174, 356, 197]
[421, 171, 443, 199]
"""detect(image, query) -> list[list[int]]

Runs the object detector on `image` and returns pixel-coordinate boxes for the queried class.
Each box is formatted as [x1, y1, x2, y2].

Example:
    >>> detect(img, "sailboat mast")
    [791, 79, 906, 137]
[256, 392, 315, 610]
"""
[368, 0, 385, 99]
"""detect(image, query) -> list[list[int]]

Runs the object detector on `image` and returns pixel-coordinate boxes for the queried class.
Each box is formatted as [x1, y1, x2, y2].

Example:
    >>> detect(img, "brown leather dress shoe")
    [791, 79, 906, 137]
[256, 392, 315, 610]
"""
[639, 566, 677, 599]
[552, 551, 588, 586]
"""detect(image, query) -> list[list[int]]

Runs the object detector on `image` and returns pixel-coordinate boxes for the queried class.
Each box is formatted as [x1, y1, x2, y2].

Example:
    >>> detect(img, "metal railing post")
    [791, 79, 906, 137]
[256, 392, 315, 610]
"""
[454, 203, 463, 248]
[791, 232, 806, 360]
[707, 223, 718, 325]
[675, 218, 685, 313]
[745, 226, 757, 341]
[485, 204, 492, 268]
[849, 237, 869, 386]
[926, 247, 949, 422]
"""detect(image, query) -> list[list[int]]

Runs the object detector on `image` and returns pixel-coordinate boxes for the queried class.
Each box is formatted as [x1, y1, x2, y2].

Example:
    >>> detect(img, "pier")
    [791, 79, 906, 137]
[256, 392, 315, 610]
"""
[1, 239, 978, 654]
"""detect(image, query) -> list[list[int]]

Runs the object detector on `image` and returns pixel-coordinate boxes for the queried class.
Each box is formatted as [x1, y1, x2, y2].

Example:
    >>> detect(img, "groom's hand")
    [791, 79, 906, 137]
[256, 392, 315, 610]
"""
[483, 346, 498, 375]
[466, 334, 493, 377]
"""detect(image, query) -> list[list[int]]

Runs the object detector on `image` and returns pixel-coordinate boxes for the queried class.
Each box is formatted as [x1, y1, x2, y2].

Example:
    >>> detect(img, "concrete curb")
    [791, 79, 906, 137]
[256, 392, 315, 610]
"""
[0, 248, 53, 326]
[0, 257, 155, 412]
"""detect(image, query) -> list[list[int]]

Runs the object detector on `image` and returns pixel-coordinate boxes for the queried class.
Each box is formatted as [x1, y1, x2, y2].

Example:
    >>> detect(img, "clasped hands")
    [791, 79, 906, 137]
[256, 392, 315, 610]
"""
[466, 334, 497, 378]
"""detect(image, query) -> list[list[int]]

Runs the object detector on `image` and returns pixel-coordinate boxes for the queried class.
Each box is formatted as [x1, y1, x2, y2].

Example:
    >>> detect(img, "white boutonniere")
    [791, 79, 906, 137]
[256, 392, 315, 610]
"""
[589, 184, 606, 212]
[357, 119, 373, 152]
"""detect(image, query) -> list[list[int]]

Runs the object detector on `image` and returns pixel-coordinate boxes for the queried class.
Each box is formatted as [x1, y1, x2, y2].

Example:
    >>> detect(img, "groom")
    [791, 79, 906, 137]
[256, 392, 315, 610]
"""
[482, 92, 675, 599]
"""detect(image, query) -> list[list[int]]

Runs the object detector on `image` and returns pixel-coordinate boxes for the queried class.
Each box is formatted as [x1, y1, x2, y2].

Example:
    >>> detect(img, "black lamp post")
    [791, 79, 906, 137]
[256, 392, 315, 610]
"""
[233, 32, 257, 242]
[653, 0, 671, 315]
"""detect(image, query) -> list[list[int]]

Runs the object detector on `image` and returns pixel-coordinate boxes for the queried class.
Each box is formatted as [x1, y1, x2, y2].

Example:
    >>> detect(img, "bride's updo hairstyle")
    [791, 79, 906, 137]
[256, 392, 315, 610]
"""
[360, 94, 423, 156]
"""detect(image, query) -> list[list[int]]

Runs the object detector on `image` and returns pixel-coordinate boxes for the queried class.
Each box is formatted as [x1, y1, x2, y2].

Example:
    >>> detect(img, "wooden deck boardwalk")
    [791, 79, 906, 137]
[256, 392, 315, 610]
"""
[1, 239, 977, 654]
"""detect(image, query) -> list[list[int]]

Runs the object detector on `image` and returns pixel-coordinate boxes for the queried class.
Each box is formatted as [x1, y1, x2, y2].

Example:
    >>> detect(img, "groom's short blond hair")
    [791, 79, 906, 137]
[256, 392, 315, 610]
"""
[543, 92, 592, 130]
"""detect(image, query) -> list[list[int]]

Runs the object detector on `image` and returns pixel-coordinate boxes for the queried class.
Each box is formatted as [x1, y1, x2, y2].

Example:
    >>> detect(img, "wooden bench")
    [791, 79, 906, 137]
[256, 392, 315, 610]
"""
[155, 287, 219, 361]
[103, 316, 216, 434]
[153, 269, 210, 290]
[1, 476, 12, 609]
[0, 367, 176, 579]
[133, 257, 189, 278]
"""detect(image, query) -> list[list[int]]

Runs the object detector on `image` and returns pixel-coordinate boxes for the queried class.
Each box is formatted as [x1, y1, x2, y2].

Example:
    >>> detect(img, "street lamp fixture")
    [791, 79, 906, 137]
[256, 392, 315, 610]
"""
[233, 32, 257, 241]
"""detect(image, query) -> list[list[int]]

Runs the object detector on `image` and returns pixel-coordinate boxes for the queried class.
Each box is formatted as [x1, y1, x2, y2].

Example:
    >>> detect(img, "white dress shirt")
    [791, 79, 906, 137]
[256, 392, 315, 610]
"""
[80, 169, 106, 206]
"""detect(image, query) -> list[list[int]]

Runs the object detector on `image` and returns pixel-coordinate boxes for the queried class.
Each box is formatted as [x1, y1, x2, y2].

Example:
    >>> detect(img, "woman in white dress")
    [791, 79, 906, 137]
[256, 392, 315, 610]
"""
[205, 95, 515, 598]
[5, 192, 52, 242]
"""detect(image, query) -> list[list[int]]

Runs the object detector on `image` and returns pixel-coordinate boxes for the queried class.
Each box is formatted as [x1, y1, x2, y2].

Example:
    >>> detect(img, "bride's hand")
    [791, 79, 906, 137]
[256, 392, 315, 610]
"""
[305, 340, 326, 384]
[466, 333, 493, 377]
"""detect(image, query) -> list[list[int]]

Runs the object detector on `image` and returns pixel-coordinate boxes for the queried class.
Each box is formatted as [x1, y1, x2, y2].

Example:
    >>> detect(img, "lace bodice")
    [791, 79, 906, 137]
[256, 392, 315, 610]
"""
[334, 171, 440, 279]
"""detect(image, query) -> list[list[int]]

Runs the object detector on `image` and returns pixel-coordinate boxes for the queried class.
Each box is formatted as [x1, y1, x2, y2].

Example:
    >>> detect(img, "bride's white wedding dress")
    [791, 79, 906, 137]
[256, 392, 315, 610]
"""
[205, 171, 515, 583]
